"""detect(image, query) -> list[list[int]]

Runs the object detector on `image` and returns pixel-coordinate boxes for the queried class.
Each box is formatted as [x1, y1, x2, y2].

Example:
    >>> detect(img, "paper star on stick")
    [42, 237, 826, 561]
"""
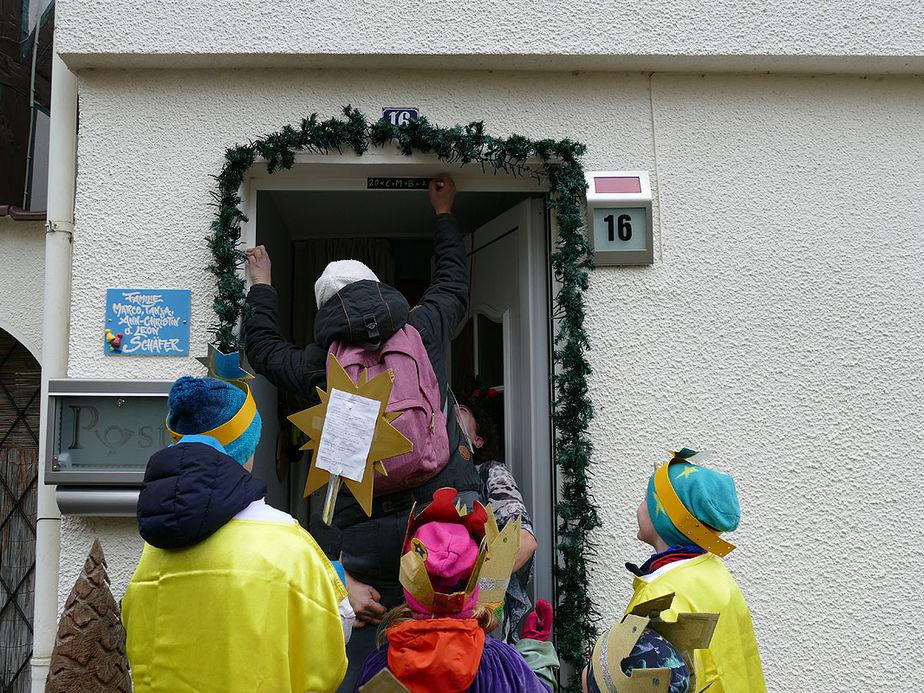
[288, 354, 413, 519]
[195, 343, 254, 381]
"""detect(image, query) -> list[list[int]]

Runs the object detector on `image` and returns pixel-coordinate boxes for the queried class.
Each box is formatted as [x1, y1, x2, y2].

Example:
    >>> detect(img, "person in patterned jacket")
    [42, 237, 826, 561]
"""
[455, 397, 537, 642]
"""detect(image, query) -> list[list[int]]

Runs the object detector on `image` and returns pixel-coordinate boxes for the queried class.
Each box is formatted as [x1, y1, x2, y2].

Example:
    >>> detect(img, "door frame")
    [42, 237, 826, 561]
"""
[243, 153, 557, 601]
[240, 150, 549, 201]
[459, 197, 555, 601]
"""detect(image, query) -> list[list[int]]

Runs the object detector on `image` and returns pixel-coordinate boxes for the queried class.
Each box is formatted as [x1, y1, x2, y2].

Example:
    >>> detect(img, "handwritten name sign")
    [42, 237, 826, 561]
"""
[105, 289, 190, 356]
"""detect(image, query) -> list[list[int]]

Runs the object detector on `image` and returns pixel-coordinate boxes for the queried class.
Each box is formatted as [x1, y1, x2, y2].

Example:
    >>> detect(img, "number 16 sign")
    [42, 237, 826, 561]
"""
[585, 171, 653, 265]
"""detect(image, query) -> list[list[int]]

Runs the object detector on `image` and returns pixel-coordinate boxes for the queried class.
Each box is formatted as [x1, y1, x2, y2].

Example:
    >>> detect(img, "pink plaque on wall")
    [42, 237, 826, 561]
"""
[594, 177, 642, 194]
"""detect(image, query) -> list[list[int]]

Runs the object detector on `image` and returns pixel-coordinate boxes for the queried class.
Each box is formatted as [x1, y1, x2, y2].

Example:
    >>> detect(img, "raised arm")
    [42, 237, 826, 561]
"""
[409, 175, 469, 349]
[243, 246, 328, 403]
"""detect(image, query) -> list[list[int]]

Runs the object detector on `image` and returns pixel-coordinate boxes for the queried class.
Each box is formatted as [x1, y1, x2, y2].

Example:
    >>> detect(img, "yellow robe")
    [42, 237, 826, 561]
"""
[625, 553, 766, 693]
[122, 519, 348, 693]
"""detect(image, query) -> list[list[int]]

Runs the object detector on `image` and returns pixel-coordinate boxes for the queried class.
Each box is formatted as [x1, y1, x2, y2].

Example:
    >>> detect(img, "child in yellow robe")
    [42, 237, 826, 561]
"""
[122, 376, 350, 693]
[623, 448, 766, 692]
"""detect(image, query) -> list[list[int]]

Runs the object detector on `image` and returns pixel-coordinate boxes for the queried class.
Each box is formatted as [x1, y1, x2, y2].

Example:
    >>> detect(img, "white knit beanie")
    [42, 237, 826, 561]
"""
[314, 260, 379, 308]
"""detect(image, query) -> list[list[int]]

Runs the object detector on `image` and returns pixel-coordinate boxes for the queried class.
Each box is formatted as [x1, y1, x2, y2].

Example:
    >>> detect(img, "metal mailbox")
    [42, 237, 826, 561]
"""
[45, 378, 174, 515]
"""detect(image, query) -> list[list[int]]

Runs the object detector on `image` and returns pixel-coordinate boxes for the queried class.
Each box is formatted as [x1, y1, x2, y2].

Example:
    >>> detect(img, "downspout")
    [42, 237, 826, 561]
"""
[30, 50, 77, 692]
[22, 18, 40, 209]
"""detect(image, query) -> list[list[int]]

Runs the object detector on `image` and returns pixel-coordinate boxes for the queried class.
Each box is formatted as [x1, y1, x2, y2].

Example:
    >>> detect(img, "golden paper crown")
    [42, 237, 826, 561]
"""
[165, 378, 257, 447]
[401, 488, 521, 617]
[591, 593, 718, 693]
[169, 345, 258, 447]
[654, 449, 735, 557]
[476, 507, 522, 611]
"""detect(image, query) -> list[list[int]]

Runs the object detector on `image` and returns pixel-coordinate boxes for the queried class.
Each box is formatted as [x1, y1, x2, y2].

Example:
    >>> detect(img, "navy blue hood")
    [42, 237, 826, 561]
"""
[314, 279, 410, 351]
[137, 441, 267, 549]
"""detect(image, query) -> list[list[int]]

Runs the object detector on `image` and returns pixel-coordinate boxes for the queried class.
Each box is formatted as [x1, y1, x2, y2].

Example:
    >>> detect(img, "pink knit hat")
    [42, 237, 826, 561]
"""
[410, 522, 479, 593]
[400, 488, 488, 619]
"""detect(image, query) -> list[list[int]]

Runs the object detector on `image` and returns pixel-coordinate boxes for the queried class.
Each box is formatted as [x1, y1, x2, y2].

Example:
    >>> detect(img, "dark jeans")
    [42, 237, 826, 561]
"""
[336, 488, 483, 693]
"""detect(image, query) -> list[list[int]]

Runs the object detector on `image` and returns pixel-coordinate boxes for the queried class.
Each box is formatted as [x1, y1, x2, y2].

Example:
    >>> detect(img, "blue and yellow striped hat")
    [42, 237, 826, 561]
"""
[166, 376, 261, 466]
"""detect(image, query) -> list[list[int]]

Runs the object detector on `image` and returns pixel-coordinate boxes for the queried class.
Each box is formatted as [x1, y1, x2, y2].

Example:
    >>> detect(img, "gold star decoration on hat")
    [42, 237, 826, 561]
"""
[288, 353, 412, 518]
[676, 465, 699, 479]
[653, 494, 667, 517]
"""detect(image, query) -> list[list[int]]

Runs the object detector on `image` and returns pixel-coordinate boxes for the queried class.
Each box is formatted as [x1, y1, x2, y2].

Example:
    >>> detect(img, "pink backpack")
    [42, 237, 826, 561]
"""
[328, 324, 449, 495]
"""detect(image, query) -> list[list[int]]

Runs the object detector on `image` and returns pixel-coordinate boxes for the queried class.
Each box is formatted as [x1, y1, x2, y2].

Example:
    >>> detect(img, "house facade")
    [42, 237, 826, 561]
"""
[10, 1, 923, 690]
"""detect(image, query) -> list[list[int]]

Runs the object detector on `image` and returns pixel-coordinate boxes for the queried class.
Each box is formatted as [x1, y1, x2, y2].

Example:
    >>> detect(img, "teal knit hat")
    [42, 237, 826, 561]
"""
[167, 376, 261, 466]
[646, 449, 740, 551]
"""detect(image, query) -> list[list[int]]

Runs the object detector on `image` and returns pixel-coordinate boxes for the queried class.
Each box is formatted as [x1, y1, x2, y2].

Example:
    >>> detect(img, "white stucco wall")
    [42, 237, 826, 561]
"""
[59, 67, 923, 690]
[585, 72, 924, 690]
[54, 0, 924, 73]
[0, 218, 45, 360]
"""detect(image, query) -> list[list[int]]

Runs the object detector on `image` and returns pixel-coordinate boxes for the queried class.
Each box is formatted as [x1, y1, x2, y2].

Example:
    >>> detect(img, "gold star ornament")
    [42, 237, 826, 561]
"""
[287, 354, 413, 518]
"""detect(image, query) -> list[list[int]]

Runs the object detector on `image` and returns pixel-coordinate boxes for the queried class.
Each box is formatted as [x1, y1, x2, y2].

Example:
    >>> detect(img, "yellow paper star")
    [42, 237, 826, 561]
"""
[287, 353, 413, 517]
[676, 465, 699, 479]
[653, 492, 667, 517]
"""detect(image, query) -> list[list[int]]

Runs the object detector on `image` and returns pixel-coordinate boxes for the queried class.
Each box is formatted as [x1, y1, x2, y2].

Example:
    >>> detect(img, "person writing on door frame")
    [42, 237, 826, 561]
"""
[242, 174, 486, 691]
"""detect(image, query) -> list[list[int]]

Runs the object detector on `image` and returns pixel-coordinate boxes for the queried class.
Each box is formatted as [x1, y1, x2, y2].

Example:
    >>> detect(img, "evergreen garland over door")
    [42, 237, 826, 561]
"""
[206, 107, 600, 692]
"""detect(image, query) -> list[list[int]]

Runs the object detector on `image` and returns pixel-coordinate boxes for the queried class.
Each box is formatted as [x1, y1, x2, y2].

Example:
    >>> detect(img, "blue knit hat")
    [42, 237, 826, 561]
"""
[646, 451, 739, 551]
[167, 376, 261, 466]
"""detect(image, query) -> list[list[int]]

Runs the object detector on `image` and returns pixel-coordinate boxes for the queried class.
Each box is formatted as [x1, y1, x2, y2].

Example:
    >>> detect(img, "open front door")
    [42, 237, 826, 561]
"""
[247, 160, 554, 600]
[453, 196, 554, 600]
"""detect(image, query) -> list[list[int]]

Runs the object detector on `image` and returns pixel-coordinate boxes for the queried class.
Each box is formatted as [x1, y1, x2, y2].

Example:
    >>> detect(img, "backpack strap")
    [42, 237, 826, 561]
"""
[360, 311, 382, 350]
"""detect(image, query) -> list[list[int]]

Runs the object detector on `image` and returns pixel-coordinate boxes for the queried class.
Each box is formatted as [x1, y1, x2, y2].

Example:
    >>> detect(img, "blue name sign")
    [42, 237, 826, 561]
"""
[382, 107, 419, 126]
[105, 289, 190, 356]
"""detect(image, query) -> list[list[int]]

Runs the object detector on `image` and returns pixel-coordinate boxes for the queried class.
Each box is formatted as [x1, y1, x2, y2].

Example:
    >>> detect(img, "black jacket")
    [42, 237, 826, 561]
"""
[243, 214, 483, 516]
[137, 440, 266, 549]
[244, 213, 467, 408]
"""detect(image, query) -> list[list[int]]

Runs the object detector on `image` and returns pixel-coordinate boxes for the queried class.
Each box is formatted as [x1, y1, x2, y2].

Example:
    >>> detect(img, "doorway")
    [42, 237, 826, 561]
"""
[245, 158, 555, 600]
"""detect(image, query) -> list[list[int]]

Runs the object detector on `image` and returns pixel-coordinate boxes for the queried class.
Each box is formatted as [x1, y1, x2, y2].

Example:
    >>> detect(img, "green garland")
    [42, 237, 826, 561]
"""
[208, 106, 600, 690]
